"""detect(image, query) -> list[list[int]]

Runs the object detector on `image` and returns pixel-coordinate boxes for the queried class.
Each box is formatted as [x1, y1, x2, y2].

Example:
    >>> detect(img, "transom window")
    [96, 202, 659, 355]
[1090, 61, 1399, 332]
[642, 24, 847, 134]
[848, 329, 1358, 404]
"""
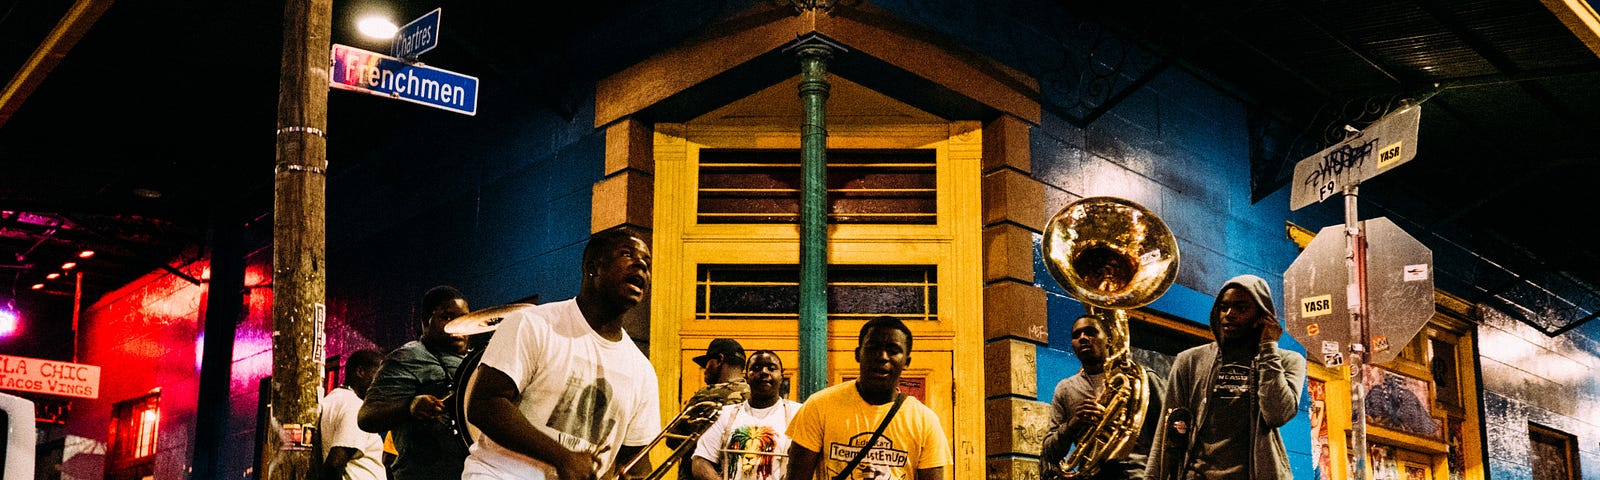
[697, 149, 936, 224]
[695, 264, 937, 321]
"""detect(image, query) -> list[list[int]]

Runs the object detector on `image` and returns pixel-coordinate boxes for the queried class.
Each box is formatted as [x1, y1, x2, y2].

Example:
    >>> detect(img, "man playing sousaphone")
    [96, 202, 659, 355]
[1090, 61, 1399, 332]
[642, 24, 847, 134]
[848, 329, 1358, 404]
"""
[460, 227, 661, 480]
[1041, 314, 1166, 480]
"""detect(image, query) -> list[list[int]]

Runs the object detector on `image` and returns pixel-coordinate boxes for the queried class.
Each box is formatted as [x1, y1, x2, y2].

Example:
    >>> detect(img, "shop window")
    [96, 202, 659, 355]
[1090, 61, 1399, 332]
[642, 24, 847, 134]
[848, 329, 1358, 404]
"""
[697, 149, 936, 224]
[1529, 423, 1580, 480]
[696, 264, 936, 321]
[1429, 336, 1460, 408]
[107, 391, 160, 480]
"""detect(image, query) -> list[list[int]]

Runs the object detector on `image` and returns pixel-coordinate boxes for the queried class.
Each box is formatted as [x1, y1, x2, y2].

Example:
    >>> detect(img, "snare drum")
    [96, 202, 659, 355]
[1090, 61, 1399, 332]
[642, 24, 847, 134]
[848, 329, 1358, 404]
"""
[441, 303, 527, 449]
[448, 347, 486, 449]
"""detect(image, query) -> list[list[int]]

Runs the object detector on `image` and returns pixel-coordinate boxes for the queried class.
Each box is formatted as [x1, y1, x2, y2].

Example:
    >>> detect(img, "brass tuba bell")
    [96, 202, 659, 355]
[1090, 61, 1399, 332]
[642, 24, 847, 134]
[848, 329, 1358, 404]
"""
[1042, 196, 1179, 479]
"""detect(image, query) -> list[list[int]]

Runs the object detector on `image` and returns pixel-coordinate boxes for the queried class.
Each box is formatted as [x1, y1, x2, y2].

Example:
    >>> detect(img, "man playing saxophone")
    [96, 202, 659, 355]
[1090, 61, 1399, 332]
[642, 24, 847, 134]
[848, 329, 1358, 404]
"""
[1041, 314, 1166, 480]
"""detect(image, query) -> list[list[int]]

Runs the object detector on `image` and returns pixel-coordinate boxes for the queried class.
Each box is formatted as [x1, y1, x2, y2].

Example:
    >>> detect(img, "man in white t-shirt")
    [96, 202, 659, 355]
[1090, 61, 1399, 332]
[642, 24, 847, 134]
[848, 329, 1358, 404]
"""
[691, 350, 802, 480]
[321, 348, 388, 480]
[462, 227, 662, 480]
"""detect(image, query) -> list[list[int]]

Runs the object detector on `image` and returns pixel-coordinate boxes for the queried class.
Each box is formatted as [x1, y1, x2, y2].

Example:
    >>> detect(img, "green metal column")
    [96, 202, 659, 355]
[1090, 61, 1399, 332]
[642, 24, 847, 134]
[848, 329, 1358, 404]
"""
[795, 39, 834, 399]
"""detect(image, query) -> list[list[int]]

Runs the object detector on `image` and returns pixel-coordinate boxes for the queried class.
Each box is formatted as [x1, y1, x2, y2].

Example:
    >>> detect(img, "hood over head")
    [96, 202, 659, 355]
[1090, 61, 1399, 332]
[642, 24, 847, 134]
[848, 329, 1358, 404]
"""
[1209, 274, 1278, 338]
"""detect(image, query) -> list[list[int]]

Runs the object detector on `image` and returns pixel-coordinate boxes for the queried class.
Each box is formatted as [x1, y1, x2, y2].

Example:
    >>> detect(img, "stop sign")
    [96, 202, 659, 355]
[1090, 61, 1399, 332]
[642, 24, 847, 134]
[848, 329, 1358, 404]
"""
[1284, 217, 1434, 366]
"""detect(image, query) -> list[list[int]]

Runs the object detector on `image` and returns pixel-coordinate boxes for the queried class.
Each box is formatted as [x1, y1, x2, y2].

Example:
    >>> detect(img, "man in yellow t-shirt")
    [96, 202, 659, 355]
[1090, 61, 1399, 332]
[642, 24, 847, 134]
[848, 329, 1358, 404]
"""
[785, 316, 951, 480]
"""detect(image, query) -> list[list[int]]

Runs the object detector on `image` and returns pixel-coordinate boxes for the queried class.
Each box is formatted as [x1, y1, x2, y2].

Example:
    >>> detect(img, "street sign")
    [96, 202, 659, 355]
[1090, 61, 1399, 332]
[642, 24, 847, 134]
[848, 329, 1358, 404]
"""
[0, 354, 100, 399]
[1284, 217, 1434, 366]
[392, 8, 441, 59]
[1289, 105, 1422, 211]
[330, 44, 479, 116]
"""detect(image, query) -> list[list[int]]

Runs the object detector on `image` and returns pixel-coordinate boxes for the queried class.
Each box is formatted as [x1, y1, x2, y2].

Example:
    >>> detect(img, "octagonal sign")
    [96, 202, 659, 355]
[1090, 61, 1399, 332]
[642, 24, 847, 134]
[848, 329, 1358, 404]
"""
[1284, 217, 1434, 366]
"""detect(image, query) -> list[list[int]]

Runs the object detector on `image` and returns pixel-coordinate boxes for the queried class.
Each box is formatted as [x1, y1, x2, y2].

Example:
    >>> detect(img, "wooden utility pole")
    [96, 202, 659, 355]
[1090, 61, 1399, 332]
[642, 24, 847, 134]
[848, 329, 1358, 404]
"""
[268, 0, 331, 477]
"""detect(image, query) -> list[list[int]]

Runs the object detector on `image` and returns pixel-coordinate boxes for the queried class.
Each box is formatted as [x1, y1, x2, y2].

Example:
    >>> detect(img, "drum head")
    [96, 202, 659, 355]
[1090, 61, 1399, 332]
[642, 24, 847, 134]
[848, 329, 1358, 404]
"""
[451, 347, 487, 449]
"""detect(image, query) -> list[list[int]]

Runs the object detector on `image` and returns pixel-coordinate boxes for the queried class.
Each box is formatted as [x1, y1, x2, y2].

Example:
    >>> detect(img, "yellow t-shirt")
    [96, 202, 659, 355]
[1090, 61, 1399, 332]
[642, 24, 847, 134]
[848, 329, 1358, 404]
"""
[786, 381, 951, 480]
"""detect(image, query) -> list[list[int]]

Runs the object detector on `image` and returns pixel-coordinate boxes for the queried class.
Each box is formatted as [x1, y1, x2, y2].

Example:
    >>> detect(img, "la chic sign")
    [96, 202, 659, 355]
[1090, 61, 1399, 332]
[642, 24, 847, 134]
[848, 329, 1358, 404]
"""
[0, 354, 101, 399]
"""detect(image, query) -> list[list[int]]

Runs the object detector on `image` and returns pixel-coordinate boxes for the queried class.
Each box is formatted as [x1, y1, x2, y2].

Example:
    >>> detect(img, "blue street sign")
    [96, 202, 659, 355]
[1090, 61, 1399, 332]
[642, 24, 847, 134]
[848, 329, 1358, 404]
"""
[331, 44, 478, 116]
[392, 8, 441, 59]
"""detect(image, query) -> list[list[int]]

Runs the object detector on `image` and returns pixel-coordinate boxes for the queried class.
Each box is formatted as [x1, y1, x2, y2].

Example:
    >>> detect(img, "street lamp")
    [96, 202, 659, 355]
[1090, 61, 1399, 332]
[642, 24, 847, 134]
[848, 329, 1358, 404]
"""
[356, 16, 397, 39]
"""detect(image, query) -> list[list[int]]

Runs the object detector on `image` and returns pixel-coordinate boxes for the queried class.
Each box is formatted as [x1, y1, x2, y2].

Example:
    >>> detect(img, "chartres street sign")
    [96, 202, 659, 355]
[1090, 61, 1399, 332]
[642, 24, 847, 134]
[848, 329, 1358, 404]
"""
[392, 8, 441, 59]
[330, 43, 479, 116]
[1283, 218, 1435, 366]
[0, 354, 101, 399]
[1289, 105, 1422, 211]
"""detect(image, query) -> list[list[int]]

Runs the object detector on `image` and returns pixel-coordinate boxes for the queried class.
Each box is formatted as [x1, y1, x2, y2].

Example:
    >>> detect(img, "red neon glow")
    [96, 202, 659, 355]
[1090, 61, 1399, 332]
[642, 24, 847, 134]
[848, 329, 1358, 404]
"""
[62, 262, 77, 270]
[79, 250, 96, 258]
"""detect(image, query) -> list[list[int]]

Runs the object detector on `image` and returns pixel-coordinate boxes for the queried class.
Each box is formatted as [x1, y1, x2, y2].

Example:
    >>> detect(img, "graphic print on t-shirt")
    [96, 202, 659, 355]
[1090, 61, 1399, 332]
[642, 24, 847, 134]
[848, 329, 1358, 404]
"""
[1213, 361, 1251, 401]
[546, 360, 617, 451]
[725, 425, 782, 480]
[828, 431, 909, 480]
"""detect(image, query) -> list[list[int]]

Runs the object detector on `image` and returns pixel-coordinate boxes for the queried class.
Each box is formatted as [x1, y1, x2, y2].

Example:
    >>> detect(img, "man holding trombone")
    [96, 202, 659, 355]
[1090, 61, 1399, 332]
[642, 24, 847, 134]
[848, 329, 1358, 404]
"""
[460, 228, 661, 480]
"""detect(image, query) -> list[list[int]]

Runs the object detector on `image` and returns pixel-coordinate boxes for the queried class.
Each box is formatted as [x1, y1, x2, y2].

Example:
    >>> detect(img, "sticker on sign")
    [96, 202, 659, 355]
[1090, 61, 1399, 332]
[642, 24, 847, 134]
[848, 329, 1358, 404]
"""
[1301, 294, 1334, 318]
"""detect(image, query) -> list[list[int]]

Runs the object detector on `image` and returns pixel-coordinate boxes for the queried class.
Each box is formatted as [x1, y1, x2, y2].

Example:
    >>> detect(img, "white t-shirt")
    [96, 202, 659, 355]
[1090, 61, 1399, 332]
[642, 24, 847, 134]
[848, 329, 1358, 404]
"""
[319, 386, 388, 480]
[692, 399, 803, 480]
[461, 299, 661, 479]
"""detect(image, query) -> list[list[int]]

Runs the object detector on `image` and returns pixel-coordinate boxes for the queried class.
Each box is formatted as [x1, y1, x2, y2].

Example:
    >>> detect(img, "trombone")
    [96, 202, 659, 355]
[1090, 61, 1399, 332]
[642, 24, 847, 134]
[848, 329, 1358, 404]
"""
[604, 381, 747, 480]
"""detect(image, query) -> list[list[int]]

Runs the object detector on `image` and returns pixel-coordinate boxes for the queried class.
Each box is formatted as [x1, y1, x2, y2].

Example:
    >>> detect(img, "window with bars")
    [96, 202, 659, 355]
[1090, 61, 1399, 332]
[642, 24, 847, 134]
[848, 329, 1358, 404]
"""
[697, 149, 937, 224]
[107, 391, 160, 480]
[695, 265, 937, 321]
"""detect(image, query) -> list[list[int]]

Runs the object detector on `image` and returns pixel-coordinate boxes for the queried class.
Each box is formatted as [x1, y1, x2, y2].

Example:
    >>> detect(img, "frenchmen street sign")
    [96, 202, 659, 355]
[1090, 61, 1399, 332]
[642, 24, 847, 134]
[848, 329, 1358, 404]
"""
[330, 43, 479, 116]
[0, 354, 101, 399]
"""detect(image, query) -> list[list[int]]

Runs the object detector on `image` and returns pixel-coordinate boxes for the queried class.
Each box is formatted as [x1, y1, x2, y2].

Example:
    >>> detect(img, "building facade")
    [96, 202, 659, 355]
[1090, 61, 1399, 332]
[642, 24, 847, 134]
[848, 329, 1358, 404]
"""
[30, 2, 1599, 480]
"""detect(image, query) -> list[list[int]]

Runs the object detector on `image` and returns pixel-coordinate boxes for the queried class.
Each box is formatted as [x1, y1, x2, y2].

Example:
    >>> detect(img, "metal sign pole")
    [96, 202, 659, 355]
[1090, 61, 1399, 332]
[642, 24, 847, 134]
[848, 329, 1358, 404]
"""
[1343, 186, 1370, 480]
[1286, 105, 1432, 480]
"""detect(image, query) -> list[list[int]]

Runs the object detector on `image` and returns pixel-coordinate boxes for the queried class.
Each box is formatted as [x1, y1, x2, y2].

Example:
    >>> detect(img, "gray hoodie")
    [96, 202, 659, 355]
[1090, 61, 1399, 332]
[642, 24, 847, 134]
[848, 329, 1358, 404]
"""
[1145, 274, 1306, 480]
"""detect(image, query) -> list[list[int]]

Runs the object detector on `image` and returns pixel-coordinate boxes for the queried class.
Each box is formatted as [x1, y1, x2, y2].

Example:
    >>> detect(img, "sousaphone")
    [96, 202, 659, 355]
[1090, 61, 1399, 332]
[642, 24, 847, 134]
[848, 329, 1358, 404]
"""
[1043, 196, 1179, 479]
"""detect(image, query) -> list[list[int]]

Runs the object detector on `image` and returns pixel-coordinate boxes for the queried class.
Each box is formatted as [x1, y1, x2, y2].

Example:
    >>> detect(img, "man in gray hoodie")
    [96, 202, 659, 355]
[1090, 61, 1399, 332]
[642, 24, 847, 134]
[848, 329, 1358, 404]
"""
[1146, 274, 1306, 480]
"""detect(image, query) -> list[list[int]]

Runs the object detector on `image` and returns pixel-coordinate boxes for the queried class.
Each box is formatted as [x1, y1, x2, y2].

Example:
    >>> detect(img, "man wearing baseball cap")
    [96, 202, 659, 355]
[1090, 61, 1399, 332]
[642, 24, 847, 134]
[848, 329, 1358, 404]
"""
[694, 338, 748, 386]
[672, 338, 751, 479]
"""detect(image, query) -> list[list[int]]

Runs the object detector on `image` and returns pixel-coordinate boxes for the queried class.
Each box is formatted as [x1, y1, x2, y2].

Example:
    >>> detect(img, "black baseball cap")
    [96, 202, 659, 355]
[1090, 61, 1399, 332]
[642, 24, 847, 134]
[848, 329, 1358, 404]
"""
[692, 338, 745, 367]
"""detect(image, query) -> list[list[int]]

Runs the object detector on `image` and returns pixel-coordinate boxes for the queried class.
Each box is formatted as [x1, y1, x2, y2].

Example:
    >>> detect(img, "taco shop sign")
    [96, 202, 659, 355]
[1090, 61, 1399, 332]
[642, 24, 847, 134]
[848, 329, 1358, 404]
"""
[0, 354, 100, 399]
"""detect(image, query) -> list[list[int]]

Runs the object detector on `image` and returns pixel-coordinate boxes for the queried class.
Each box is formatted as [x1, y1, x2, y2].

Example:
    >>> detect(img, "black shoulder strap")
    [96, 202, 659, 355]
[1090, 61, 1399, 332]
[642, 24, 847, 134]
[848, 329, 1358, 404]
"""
[834, 392, 906, 480]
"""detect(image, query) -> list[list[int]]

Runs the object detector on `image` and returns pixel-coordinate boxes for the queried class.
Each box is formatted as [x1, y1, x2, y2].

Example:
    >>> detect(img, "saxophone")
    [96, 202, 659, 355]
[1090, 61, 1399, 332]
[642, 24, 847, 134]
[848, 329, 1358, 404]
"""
[1041, 197, 1179, 479]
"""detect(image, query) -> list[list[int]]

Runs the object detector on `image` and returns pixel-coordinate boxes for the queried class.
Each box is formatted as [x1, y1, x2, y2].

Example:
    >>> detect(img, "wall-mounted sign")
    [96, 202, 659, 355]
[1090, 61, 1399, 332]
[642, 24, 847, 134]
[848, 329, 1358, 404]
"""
[0, 354, 101, 399]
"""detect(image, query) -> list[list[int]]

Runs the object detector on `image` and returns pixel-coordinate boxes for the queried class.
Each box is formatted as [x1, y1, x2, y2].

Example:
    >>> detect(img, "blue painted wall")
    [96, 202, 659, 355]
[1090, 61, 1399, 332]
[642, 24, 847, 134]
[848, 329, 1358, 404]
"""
[869, 1, 1316, 474]
[1022, 66, 1315, 477]
[320, 78, 604, 350]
